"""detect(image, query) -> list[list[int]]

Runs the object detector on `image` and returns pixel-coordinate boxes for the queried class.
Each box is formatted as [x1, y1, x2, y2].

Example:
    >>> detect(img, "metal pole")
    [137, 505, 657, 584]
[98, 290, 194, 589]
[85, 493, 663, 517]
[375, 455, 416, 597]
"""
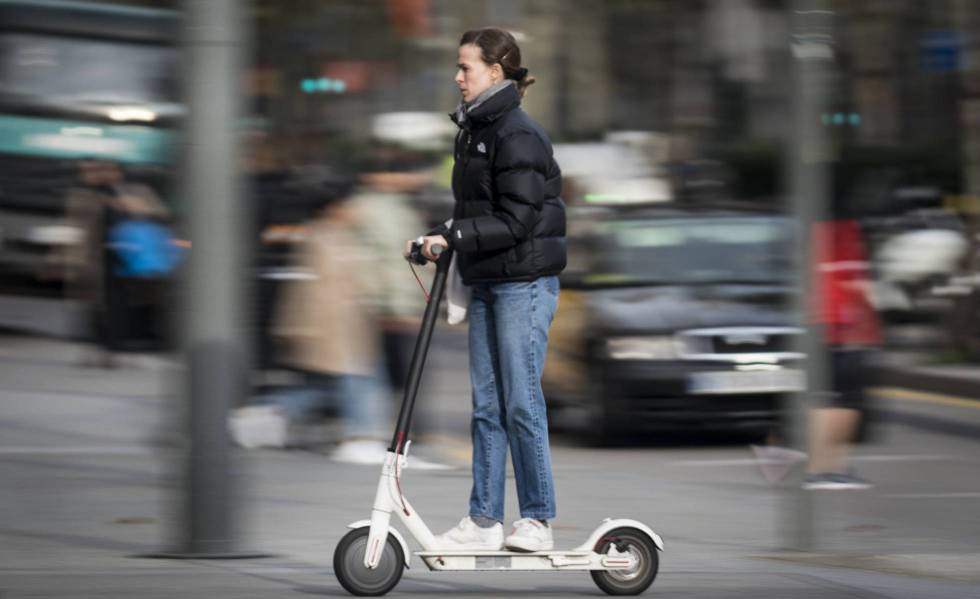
[151, 0, 264, 559]
[781, 0, 835, 552]
[955, 0, 980, 258]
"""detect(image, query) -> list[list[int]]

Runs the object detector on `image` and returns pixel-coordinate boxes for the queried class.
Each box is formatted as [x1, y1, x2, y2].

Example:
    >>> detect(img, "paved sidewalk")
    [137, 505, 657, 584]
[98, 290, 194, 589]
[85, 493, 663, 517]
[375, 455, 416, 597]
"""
[1, 334, 979, 598]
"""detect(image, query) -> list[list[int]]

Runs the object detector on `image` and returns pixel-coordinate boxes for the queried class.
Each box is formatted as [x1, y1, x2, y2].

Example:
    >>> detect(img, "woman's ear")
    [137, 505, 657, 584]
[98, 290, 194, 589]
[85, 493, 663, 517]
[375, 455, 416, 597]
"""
[490, 62, 504, 82]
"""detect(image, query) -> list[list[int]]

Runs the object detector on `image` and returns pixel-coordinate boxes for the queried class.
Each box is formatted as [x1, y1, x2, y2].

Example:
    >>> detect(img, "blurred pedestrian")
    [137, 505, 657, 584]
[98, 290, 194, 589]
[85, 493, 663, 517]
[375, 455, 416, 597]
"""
[803, 218, 881, 490]
[62, 160, 116, 366]
[752, 216, 881, 489]
[406, 27, 566, 551]
[231, 181, 391, 464]
[350, 155, 432, 396]
[105, 178, 180, 347]
[63, 160, 177, 367]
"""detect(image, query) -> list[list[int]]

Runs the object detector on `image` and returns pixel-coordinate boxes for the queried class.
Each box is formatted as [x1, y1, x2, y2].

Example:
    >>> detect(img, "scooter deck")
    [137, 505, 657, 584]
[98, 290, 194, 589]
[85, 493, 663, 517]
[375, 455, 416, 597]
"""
[414, 549, 633, 571]
[416, 549, 592, 557]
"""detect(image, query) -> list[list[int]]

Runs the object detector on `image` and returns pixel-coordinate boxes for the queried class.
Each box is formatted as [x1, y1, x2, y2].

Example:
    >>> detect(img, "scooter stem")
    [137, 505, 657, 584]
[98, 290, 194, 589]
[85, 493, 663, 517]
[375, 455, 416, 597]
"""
[390, 247, 453, 453]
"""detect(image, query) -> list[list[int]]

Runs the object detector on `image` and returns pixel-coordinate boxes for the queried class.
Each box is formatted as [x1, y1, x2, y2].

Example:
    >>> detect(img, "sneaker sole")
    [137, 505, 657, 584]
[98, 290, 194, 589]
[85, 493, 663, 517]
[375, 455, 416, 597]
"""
[803, 482, 872, 490]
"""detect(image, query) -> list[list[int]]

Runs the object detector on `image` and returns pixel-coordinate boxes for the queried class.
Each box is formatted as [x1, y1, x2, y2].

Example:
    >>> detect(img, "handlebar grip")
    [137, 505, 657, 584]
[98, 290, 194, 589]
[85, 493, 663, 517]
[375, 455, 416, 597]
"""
[406, 241, 447, 265]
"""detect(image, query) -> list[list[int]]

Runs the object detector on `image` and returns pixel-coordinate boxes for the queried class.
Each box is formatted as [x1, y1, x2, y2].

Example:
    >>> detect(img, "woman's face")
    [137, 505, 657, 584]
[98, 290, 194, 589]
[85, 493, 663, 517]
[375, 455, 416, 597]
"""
[455, 43, 500, 103]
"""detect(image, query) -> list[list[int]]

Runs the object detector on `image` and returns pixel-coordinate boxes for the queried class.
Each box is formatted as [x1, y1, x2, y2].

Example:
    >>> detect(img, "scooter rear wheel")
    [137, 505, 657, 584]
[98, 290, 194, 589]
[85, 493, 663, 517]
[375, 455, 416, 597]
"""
[590, 527, 659, 595]
[334, 527, 405, 596]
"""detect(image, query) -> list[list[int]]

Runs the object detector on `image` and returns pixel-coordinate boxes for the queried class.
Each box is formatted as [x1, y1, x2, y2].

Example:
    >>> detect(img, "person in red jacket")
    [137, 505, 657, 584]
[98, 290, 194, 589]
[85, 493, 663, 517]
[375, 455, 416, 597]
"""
[804, 219, 881, 490]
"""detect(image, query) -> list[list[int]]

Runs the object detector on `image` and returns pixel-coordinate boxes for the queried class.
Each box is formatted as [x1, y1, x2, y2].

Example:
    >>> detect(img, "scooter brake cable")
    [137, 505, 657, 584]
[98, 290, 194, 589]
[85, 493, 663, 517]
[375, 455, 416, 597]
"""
[393, 433, 411, 516]
[408, 262, 431, 303]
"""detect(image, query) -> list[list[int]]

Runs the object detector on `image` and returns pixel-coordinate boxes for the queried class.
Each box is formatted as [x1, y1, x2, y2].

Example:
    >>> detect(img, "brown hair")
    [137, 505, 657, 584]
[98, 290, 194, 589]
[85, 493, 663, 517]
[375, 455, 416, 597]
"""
[459, 27, 535, 97]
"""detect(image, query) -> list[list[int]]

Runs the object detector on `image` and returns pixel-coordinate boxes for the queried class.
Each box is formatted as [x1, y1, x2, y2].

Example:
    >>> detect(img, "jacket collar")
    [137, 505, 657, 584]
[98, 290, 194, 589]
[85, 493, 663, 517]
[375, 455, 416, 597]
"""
[450, 82, 521, 130]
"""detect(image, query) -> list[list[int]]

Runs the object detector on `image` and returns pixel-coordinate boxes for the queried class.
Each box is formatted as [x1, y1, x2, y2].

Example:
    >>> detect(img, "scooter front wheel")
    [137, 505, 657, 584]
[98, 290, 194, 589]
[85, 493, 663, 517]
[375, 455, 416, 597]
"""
[334, 527, 405, 596]
[590, 527, 659, 595]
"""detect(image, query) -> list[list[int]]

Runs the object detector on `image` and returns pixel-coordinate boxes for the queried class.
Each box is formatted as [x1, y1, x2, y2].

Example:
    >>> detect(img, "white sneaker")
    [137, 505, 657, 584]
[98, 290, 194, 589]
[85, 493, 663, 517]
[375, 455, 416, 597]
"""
[433, 517, 503, 550]
[330, 440, 388, 465]
[504, 518, 553, 552]
[228, 405, 288, 449]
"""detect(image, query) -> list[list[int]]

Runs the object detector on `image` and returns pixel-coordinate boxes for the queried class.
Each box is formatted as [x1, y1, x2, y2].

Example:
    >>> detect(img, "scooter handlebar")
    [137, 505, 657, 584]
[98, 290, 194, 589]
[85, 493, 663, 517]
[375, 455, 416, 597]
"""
[406, 241, 446, 265]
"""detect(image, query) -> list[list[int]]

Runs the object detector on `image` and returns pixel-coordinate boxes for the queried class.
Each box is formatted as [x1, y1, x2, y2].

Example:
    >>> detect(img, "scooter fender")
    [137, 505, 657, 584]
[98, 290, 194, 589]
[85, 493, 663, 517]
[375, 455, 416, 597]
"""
[573, 518, 665, 553]
[347, 520, 411, 569]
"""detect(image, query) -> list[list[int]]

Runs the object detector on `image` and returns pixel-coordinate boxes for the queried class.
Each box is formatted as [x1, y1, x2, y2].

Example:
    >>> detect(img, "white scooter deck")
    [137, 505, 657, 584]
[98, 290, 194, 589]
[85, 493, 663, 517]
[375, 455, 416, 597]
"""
[413, 548, 637, 571]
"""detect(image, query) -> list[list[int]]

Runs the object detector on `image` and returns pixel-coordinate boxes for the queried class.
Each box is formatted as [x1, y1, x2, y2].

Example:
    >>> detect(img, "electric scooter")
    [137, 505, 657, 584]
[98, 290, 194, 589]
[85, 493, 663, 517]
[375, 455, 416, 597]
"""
[333, 243, 664, 596]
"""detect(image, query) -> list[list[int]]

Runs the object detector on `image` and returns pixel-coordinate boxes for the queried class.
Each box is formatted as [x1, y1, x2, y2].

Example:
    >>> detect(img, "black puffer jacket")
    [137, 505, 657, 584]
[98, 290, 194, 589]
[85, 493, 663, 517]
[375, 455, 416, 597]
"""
[432, 83, 566, 285]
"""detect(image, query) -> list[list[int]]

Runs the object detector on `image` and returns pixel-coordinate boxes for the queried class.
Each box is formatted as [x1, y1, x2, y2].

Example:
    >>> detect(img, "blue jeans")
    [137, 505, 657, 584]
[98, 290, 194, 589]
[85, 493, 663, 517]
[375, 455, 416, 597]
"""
[467, 275, 559, 522]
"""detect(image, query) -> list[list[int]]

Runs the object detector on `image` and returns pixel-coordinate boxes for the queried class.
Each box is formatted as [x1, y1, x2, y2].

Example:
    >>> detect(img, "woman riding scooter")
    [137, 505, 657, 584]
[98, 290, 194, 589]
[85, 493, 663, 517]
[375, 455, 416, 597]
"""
[406, 27, 566, 552]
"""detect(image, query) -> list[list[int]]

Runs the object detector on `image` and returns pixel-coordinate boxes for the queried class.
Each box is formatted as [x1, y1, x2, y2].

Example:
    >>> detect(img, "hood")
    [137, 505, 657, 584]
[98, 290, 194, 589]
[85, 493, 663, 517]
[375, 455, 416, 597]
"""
[588, 284, 792, 335]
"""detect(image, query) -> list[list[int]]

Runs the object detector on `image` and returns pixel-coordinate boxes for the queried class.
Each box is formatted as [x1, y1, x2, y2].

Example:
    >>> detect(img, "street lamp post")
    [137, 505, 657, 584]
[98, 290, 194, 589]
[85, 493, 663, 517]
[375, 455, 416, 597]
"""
[782, 0, 835, 552]
[151, 0, 264, 559]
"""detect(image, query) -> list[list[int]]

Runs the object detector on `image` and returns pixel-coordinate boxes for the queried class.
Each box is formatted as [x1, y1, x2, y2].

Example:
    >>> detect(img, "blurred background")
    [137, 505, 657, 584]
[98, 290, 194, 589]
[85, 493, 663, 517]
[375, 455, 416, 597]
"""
[1, 0, 979, 597]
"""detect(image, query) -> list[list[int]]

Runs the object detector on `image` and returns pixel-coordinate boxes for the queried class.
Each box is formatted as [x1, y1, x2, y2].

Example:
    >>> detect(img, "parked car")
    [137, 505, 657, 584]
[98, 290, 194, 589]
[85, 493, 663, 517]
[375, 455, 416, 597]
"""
[543, 203, 803, 441]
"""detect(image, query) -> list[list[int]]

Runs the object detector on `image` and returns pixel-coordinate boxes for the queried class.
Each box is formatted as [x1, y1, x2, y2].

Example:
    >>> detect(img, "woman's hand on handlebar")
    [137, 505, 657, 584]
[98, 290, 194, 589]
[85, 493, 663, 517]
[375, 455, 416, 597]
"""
[404, 235, 448, 263]
[423, 235, 448, 261]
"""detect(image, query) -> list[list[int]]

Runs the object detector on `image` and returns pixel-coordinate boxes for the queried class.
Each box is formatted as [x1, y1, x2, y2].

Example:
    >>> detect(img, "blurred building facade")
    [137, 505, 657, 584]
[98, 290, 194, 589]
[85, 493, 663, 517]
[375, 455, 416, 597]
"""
[4, 0, 980, 341]
[15, 0, 973, 196]
[243, 0, 973, 201]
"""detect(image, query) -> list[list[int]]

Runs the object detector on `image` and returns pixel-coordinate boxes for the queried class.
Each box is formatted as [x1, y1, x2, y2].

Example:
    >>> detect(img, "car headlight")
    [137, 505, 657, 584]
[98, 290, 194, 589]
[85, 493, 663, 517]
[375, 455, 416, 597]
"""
[605, 336, 678, 360]
[26, 225, 85, 245]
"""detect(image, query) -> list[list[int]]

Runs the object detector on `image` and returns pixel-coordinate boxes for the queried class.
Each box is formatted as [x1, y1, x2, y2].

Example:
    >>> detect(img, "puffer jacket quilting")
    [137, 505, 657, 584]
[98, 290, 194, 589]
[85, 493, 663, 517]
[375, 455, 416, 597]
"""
[433, 84, 566, 285]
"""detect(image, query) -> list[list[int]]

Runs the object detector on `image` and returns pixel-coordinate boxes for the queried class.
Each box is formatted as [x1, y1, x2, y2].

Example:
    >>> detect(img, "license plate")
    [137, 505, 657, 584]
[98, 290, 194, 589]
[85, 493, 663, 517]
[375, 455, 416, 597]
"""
[687, 369, 805, 395]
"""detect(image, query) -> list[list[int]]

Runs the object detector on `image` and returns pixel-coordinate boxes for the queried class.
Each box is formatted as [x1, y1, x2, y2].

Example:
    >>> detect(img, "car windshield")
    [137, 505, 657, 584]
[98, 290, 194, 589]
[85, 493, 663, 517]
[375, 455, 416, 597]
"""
[0, 33, 177, 105]
[585, 216, 792, 285]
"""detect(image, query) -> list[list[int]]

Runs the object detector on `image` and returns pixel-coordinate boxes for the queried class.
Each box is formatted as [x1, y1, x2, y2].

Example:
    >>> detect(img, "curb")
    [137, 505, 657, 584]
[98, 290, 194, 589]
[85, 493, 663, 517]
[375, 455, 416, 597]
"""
[876, 406, 980, 439]
[873, 365, 980, 401]
[870, 365, 980, 439]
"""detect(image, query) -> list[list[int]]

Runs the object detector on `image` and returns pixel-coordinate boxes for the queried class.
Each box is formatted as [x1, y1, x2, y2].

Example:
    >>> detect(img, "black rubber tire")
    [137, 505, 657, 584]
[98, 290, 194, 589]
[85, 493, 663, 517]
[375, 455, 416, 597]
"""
[333, 527, 405, 596]
[590, 527, 660, 596]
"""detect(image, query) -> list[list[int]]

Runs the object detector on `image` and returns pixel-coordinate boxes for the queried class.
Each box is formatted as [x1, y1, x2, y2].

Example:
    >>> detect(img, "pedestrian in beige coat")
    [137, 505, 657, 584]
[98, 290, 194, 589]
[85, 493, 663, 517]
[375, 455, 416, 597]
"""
[274, 207, 381, 379]
[231, 190, 390, 463]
